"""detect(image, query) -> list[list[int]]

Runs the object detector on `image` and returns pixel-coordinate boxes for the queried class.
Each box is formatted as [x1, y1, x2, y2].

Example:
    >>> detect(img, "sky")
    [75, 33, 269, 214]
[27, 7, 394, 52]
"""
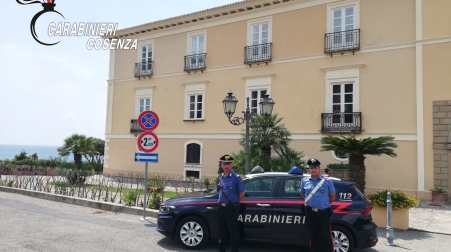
[0, 0, 239, 146]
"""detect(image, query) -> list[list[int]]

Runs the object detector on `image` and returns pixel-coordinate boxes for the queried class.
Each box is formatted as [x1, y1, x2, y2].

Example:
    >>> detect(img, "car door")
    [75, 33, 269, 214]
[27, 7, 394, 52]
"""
[240, 177, 277, 240]
[271, 177, 309, 244]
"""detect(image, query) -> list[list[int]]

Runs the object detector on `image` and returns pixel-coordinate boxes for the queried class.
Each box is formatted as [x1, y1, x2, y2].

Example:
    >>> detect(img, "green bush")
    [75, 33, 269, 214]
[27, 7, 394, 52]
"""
[367, 189, 420, 210]
[430, 186, 446, 193]
[148, 193, 162, 209]
[121, 190, 138, 206]
[327, 163, 349, 170]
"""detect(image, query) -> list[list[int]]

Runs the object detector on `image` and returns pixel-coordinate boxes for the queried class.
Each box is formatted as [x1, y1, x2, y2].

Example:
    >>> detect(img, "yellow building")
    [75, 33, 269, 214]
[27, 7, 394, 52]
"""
[104, 0, 451, 201]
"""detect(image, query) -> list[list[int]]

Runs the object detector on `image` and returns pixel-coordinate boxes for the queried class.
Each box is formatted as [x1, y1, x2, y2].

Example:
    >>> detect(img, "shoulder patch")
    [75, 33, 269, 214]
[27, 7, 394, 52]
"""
[236, 174, 240, 177]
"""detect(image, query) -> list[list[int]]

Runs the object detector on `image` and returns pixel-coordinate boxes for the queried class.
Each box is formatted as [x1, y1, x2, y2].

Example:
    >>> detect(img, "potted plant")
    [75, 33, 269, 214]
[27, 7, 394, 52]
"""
[367, 189, 420, 230]
[430, 186, 447, 205]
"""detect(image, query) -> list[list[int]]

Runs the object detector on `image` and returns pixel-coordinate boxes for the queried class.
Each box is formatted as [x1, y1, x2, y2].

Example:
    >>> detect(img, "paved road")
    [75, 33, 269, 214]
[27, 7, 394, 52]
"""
[1, 192, 450, 252]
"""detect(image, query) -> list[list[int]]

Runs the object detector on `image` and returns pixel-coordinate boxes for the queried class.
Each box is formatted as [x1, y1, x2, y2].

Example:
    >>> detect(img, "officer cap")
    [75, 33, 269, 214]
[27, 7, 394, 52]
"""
[219, 154, 234, 164]
[288, 166, 303, 175]
[307, 158, 321, 168]
[250, 166, 264, 174]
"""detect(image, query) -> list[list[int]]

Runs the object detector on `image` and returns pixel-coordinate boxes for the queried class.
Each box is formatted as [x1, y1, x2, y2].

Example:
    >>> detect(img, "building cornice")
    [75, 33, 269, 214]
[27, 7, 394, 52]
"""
[320, 64, 365, 72]
[106, 0, 332, 39]
[241, 73, 276, 79]
[134, 85, 156, 90]
[182, 80, 210, 86]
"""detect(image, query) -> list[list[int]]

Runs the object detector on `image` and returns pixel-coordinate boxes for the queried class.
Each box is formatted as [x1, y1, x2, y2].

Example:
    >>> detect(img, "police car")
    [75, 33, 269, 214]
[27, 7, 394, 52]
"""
[157, 172, 378, 251]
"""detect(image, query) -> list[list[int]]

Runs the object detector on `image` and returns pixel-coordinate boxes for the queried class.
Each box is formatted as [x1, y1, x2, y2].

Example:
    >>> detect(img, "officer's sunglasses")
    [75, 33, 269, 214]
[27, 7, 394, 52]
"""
[222, 162, 232, 165]
[309, 166, 319, 169]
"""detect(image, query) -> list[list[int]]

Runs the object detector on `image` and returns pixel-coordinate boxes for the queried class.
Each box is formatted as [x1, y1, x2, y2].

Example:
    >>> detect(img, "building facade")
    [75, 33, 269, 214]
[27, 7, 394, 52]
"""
[104, 0, 451, 200]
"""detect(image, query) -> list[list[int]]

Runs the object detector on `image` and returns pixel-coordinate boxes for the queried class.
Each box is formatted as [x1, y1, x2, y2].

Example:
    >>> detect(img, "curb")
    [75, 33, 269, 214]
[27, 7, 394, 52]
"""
[407, 228, 451, 236]
[0, 186, 159, 218]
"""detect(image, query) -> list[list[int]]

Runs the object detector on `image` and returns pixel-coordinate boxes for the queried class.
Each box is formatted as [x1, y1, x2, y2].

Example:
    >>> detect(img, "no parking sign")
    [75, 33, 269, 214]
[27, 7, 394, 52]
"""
[138, 111, 159, 131]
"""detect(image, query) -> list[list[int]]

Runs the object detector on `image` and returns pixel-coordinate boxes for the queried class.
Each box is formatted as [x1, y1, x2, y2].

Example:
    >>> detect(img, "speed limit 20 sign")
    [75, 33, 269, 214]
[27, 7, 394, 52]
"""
[137, 132, 159, 153]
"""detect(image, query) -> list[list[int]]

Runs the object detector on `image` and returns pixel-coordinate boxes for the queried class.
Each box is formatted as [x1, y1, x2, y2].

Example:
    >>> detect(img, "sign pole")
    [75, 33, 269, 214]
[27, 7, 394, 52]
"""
[143, 162, 148, 219]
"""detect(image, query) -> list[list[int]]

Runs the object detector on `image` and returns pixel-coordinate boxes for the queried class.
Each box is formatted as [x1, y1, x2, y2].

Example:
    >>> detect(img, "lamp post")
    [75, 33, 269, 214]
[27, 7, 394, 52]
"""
[222, 91, 275, 175]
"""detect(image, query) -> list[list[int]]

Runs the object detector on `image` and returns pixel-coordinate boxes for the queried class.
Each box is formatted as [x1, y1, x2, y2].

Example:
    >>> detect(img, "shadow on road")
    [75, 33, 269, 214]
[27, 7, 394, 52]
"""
[156, 237, 309, 252]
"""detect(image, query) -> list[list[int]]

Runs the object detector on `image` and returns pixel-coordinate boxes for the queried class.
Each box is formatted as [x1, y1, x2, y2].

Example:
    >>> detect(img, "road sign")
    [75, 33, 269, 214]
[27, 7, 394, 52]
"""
[137, 132, 159, 153]
[135, 153, 158, 162]
[138, 111, 159, 131]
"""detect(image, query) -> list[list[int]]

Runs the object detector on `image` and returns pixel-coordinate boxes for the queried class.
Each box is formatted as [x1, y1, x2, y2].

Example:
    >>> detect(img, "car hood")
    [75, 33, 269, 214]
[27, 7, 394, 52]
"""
[163, 190, 219, 205]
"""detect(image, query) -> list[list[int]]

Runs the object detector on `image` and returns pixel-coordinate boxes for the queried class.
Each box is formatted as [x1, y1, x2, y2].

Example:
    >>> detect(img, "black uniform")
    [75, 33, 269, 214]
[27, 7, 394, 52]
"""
[216, 155, 244, 252]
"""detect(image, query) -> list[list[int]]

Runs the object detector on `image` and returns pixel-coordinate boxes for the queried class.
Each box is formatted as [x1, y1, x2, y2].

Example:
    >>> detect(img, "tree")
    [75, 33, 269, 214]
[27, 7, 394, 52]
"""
[83, 137, 105, 173]
[242, 114, 291, 166]
[83, 137, 104, 162]
[235, 113, 306, 172]
[57, 134, 92, 168]
[14, 150, 27, 161]
[320, 136, 398, 192]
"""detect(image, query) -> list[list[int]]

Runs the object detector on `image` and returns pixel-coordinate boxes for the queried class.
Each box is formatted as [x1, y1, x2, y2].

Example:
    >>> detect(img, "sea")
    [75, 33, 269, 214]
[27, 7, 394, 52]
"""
[0, 144, 73, 161]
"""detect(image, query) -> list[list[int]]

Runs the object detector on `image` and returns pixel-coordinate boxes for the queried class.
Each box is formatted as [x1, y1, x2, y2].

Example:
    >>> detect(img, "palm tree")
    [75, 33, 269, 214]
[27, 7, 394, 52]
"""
[320, 136, 398, 193]
[58, 134, 92, 168]
[243, 113, 291, 162]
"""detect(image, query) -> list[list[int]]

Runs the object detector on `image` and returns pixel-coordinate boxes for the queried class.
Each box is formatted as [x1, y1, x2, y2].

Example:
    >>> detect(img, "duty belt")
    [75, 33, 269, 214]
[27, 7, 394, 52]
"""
[306, 206, 329, 213]
[219, 202, 238, 207]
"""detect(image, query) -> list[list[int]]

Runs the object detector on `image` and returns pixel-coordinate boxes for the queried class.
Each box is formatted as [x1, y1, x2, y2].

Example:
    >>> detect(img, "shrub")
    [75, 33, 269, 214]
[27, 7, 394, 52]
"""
[430, 186, 446, 193]
[367, 189, 420, 210]
[148, 193, 162, 209]
[121, 190, 138, 206]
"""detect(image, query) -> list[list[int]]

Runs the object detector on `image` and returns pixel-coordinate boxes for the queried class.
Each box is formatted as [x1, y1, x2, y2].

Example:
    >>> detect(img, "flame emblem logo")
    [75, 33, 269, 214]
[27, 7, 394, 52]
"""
[16, 0, 65, 46]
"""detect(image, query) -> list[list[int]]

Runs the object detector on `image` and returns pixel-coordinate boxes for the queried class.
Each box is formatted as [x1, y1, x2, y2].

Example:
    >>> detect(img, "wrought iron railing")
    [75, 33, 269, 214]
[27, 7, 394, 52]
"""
[244, 43, 272, 65]
[324, 29, 360, 54]
[321, 112, 362, 134]
[134, 61, 153, 79]
[130, 119, 144, 134]
[184, 53, 207, 73]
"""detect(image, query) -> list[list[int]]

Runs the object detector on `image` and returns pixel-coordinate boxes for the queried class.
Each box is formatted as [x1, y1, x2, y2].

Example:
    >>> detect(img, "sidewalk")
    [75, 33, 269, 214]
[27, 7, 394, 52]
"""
[408, 200, 451, 235]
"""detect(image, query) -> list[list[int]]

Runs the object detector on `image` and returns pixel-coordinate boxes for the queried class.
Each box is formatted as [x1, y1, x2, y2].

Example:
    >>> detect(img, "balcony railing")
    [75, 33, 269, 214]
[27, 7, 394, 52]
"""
[324, 29, 360, 55]
[184, 53, 207, 74]
[134, 61, 153, 80]
[130, 119, 144, 134]
[321, 112, 362, 134]
[244, 43, 272, 66]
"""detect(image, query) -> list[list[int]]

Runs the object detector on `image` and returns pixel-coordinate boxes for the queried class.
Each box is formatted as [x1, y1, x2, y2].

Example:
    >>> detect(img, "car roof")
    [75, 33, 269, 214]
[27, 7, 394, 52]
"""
[245, 172, 341, 181]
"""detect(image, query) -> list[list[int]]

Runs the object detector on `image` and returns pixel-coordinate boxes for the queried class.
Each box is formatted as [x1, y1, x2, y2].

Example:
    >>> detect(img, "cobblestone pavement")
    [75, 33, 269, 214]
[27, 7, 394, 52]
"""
[408, 201, 451, 235]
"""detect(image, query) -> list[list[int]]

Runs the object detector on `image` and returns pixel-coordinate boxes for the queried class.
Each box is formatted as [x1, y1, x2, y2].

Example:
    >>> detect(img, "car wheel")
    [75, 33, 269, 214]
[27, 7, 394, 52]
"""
[332, 225, 355, 252]
[176, 216, 209, 250]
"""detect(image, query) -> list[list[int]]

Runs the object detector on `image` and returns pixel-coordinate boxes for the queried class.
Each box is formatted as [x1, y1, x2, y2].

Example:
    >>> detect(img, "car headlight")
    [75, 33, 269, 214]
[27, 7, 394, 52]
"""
[159, 205, 176, 213]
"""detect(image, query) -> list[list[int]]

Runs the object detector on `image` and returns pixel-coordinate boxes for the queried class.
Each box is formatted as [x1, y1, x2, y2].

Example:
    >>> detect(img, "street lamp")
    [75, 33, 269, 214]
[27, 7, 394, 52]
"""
[222, 91, 275, 175]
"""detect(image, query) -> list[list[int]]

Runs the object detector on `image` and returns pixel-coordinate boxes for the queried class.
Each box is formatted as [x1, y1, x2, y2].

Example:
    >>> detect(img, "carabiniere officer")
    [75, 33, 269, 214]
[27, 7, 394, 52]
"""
[216, 154, 245, 252]
[300, 158, 336, 252]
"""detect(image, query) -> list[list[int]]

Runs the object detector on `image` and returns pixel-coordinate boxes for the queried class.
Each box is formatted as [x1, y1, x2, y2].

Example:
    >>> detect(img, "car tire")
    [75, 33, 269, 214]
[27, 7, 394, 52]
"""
[332, 225, 355, 252]
[176, 216, 209, 250]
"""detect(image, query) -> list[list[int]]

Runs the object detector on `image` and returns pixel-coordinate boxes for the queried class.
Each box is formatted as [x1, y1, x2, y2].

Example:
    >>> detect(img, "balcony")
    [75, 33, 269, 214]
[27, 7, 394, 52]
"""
[184, 53, 207, 74]
[130, 119, 144, 134]
[134, 61, 153, 80]
[324, 29, 360, 56]
[321, 112, 362, 134]
[244, 43, 272, 66]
